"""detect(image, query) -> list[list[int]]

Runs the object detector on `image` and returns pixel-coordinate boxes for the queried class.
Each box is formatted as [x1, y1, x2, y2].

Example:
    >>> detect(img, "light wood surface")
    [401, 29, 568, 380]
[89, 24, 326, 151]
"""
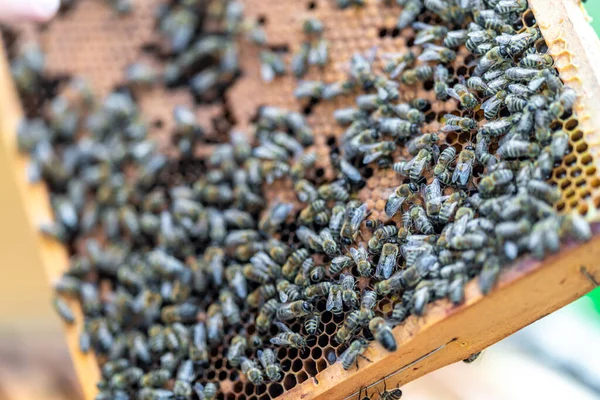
[1, 1, 600, 399]
[0, 42, 99, 400]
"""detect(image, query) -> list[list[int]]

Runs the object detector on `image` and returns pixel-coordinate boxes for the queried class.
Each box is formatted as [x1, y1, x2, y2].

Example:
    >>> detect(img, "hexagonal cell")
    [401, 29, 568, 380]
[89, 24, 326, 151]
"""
[233, 381, 244, 394]
[297, 371, 309, 384]
[303, 359, 318, 376]
[311, 346, 322, 360]
[283, 374, 297, 390]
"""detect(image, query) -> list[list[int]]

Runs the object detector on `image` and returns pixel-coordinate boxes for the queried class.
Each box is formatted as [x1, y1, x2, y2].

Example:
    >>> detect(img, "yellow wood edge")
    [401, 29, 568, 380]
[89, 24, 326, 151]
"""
[0, 40, 100, 399]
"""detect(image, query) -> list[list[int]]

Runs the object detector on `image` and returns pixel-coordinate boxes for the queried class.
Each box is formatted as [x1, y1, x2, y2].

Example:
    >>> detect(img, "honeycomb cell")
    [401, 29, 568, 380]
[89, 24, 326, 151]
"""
[571, 167, 583, 178]
[325, 322, 337, 335]
[219, 370, 228, 380]
[565, 119, 578, 131]
[283, 374, 297, 390]
[317, 333, 329, 347]
[225, 394, 236, 400]
[311, 347, 322, 360]
[576, 143, 588, 153]
[288, 348, 299, 359]
[297, 371, 309, 383]
[207, 370, 216, 380]
[316, 359, 328, 372]
[570, 129, 584, 141]
[292, 358, 303, 373]
[233, 381, 244, 394]
[522, 9, 536, 27]
[244, 383, 255, 397]
[215, 359, 223, 369]
[268, 383, 284, 398]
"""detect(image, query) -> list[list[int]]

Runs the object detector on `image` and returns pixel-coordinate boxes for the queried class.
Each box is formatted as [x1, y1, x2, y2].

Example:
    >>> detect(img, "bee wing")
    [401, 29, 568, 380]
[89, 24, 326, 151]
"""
[194, 383, 206, 400]
[326, 289, 336, 311]
[362, 151, 383, 164]
[275, 321, 292, 333]
[412, 21, 433, 31]
[389, 61, 408, 79]
[495, 33, 513, 45]
[270, 336, 290, 346]
[446, 88, 461, 101]
[414, 33, 436, 46]
[417, 49, 441, 62]
[381, 256, 396, 279]
[260, 64, 275, 83]
[279, 291, 288, 303]
[349, 247, 360, 263]
[442, 124, 463, 132]
[481, 96, 498, 114]
[452, 161, 473, 186]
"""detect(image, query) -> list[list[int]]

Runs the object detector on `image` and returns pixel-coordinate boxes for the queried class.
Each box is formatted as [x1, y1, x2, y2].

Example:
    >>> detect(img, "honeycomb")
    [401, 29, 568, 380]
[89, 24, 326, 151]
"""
[2, 1, 599, 399]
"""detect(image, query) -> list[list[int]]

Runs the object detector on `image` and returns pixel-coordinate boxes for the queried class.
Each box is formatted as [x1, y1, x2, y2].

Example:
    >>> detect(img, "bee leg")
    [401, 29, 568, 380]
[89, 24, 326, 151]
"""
[358, 354, 372, 363]
[580, 266, 599, 287]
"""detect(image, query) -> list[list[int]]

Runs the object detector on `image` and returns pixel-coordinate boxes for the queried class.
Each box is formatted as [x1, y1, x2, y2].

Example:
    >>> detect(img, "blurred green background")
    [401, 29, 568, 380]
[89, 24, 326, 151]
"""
[584, 1, 600, 316]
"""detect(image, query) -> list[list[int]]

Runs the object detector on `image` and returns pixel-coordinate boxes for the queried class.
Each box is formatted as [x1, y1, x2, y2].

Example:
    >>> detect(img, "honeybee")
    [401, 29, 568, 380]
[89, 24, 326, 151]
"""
[53, 297, 75, 324]
[326, 285, 343, 316]
[226, 335, 247, 367]
[444, 29, 468, 48]
[479, 255, 500, 295]
[304, 282, 332, 300]
[350, 244, 373, 276]
[497, 140, 540, 159]
[443, 114, 477, 132]
[434, 65, 451, 100]
[401, 65, 433, 85]
[424, 177, 445, 217]
[257, 349, 282, 382]
[478, 169, 514, 196]
[385, 183, 419, 218]
[447, 83, 478, 109]
[206, 304, 224, 345]
[359, 141, 397, 164]
[392, 103, 425, 124]
[296, 226, 324, 252]
[329, 255, 354, 276]
[190, 322, 209, 364]
[377, 118, 420, 139]
[256, 298, 279, 333]
[377, 243, 399, 279]
[339, 338, 371, 370]
[369, 317, 397, 352]
[410, 205, 434, 235]
[304, 313, 321, 335]
[358, 290, 377, 322]
[259, 203, 293, 234]
[413, 22, 448, 45]
[340, 273, 359, 308]
[240, 357, 264, 385]
[396, 0, 421, 29]
[374, 270, 405, 296]
[335, 310, 362, 344]
[318, 181, 350, 201]
[270, 321, 308, 349]
[193, 382, 218, 400]
[282, 248, 310, 280]
[418, 43, 456, 63]
[452, 146, 476, 187]
[276, 300, 313, 320]
[382, 51, 416, 79]
[277, 279, 301, 303]
[341, 202, 369, 244]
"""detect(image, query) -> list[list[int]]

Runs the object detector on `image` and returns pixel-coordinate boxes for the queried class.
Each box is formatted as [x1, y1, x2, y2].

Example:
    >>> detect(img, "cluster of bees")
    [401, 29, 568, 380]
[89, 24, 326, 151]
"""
[9, 0, 595, 399]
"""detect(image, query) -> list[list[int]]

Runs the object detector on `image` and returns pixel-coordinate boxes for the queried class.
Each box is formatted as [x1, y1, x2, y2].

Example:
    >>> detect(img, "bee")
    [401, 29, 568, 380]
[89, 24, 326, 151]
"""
[452, 146, 476, 187]
[304, 313, 321, 335]
[561, 213, 592, 242]
[110, 367, 144, 390]
[447, 83, 478, 109]
[282, 248, 310, 280]
[240, 357, 264, 385]
[407, 133, 439, 156]
[392, 103, 425, 124]
[206, 304, 224, 345]
[330, 255, 354, 276]
[350, 244, 373, 276]
[333, 107, 365, 126]
[296, 226, 324, 252]
[497, 140, 540, 159]
[326, 285, 344, 316]
[442, 114, 477, 132]
[377, 243, 399, 279]
[391, 303, 409, 323]
[377, 118, 420, 139]
[260, 51, 286, 83]
[396, 0, 422, 29]
[271, 321, 308, 349]
[479, 169, 514, 196]
[418, 43, 456, 63]
[385, 183, 419, 218]
[465, 77, 488, 96]
[413, 22, 448, 45]
[401, 65, 433, 85]
[276, 300, 314, 320]
[277, 279, 302, 302]
[190, 322, 209, 364]
[303, 282, 332, 300]
[410, 205, 434, 235]
[398, 148, 434, 183]
[53, 297, 75, 324]
[479, 255, 500, 295]
[140, 369, 170, 388]
[382, 51, 416, 79]
[193, 382, 218, 400]
[520, 53, 553, 69]
[444, 29, 468, 48]
[258, 349, 283, 382]
[374, 271, 405, 296]
[434, 146, 456, 183]
[474, 46, 509, 77]
[335, 310, 362, 344]
[505, 67, 539, 82]
[340, 273, 359, 308]
[331, 155, 363, 186]
[495, 0, 528, 13]
[256, 299, 279, 333]
[317, 228, 337, 257]
[308, 38, 329, 67]
[359, 141, 396, 164]
[379, 380, 404, 400]
[318, 181, 350, 201]
[358, 290, 377, 323]
[424, 177, 445, 217]
[527, 179, 561, 204]
[434, 65, 450, 100]
[481, 90, 507, 120]
[294, 80, 324, 100]
[310, 265, 326, 282]
[449, 232, 487, 250]
[341, 202, 369, 244]
[339, 338, 371, 370]
[259, 203, 294, 234]
[369, 317, 397, 352]
[291, 42, 310, 78]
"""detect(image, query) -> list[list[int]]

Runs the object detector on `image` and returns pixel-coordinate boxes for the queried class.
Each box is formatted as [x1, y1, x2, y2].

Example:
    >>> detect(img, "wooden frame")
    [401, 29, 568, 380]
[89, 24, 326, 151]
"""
[1, 1, 599, 399]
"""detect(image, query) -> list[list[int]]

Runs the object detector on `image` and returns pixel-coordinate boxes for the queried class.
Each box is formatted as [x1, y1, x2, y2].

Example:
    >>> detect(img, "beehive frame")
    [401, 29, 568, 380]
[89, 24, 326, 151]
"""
[1, 0, 600, 399]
